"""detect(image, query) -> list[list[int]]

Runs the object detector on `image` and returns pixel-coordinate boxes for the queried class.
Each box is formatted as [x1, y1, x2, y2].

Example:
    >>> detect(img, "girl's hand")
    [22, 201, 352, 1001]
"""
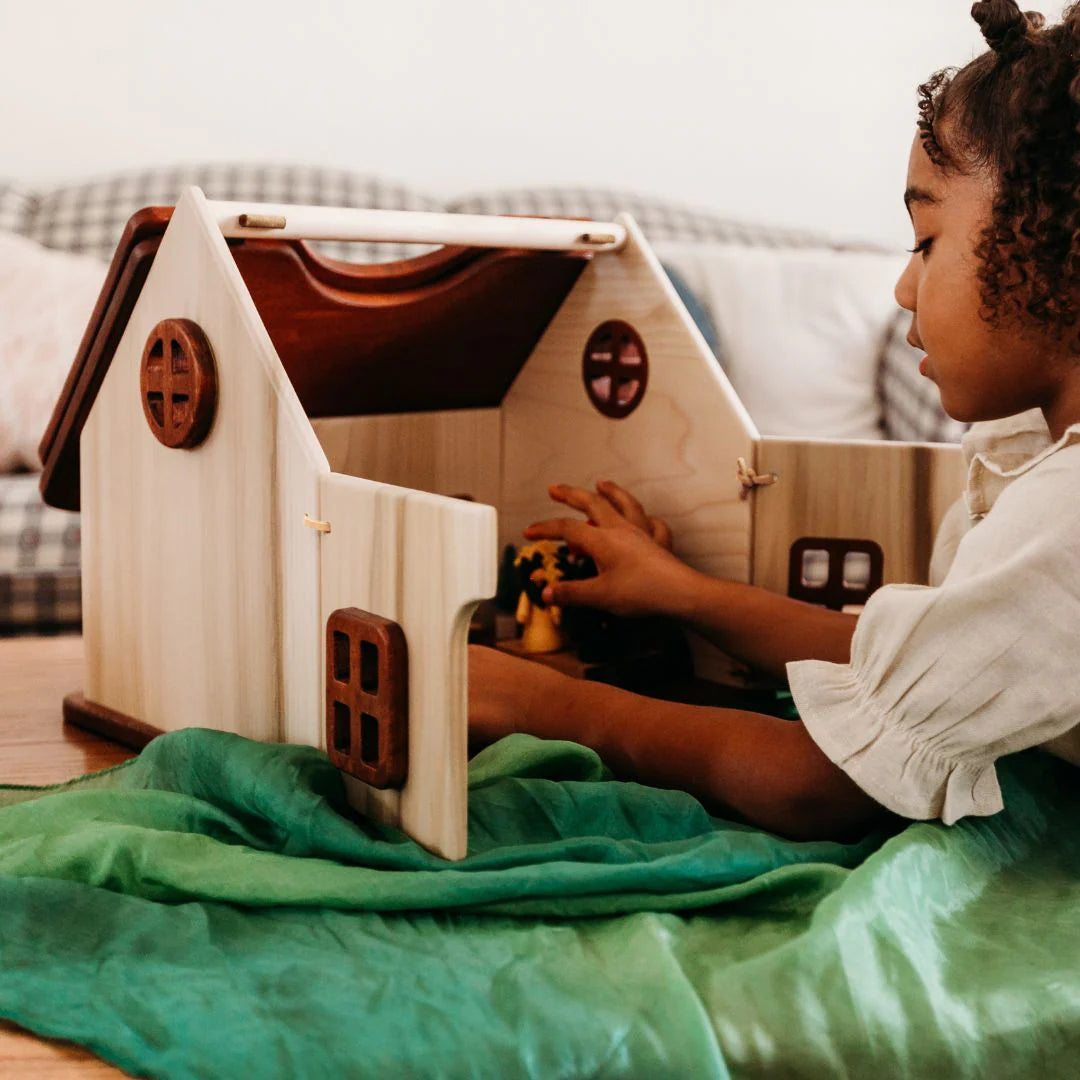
[549, 480, 674, 550]
[523, 483, 697, 618]
[468, 644, 562, 746]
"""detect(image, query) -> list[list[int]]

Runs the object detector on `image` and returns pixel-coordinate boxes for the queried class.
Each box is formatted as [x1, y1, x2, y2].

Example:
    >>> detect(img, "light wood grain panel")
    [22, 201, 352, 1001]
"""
[319, 473, 497, 859]
[500, 213, 758, 682]
[311, 408, 502, 506]
[751, 436, 966, 595]
[499, 213, 757, 580]
[321, 475, 407, 845]
[81, 187, 329, 744]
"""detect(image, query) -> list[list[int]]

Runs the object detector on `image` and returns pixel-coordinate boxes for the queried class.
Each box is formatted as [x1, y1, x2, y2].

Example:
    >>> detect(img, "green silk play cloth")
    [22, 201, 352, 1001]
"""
[0, 728, 1077, 1078]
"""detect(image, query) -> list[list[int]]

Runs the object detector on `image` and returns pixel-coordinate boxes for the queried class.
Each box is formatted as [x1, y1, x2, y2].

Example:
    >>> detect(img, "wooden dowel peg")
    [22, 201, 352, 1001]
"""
[237, 213, 287, 230]
[304, 514, 332, 533]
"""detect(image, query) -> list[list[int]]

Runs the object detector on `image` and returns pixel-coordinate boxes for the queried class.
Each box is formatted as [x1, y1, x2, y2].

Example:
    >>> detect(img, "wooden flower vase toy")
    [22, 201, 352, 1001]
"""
[39, 189, 965, 858]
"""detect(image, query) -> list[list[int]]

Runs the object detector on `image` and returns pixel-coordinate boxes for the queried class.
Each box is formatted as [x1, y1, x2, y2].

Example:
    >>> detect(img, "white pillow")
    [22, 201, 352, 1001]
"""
[0, 231, 107, 471]
[653, 239, 907, 440]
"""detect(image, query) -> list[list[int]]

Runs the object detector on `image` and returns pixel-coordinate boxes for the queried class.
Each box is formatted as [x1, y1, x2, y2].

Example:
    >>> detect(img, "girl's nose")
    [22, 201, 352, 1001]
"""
[894, 254, 919, 313]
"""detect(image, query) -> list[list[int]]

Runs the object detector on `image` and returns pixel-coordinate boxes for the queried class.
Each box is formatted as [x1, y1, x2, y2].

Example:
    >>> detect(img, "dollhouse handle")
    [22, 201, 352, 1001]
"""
[208, 200, 627, 252]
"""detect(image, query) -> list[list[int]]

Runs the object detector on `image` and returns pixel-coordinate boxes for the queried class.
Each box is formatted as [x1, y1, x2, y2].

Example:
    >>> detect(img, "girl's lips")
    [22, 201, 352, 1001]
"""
[919, 355, 930, 376]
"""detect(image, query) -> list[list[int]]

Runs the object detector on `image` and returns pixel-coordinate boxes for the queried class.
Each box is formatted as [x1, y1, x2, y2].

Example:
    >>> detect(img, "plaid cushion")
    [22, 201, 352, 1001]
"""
[0, 473, 81, 631]
[876, 310, 969, 443]
[447, 187, 894, 254]
[20, 164, 447, 265]
[0, 181, 32, 236]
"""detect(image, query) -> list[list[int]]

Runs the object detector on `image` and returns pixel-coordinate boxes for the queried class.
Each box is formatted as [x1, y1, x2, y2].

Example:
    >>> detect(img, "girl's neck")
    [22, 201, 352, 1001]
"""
[1042, 375, 1080, 442]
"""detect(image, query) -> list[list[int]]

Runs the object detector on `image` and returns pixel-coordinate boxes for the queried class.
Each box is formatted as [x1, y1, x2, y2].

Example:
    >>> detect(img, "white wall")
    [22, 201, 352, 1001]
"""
[0, 0, 1066, 248]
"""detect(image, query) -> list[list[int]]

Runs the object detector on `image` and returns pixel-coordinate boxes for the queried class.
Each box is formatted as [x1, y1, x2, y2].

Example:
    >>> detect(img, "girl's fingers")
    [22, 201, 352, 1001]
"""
[523, 517, 594, 549]
[649, 516, 674, 550]
[545, 577, 603, 608]
[547, 483, 622, 527]
[596, 479, 649, 530]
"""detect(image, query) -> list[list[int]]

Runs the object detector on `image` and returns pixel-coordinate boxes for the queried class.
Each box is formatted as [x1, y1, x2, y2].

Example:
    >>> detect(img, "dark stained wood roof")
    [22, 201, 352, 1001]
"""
[39, 208, 589, 511]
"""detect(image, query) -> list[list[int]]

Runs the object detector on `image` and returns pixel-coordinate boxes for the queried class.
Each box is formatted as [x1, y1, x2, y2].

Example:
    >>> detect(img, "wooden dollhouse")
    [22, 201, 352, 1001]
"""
[39, 189, 965, 858]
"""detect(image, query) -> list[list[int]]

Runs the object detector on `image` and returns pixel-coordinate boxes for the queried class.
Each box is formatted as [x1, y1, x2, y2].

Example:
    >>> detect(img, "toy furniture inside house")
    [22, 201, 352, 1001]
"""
[39, 188, 966, 859]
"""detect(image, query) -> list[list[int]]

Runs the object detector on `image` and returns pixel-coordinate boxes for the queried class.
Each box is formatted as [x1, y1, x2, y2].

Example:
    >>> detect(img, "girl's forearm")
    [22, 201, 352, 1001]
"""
[666, 570, 858, 680]
[522, 668, 881, 839]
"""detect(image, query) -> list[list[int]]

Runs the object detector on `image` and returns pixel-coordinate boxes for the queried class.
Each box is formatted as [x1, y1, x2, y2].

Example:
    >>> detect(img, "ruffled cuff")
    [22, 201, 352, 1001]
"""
[785, 659, 1003, 825]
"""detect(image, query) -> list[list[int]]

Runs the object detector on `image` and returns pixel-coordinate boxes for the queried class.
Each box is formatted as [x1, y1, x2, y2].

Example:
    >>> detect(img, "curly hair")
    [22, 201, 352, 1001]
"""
[917, 1, 1080, 346]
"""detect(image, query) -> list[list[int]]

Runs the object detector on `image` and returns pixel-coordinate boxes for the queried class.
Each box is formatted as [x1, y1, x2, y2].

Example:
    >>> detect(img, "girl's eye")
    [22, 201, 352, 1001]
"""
[907, 237, 933, 257]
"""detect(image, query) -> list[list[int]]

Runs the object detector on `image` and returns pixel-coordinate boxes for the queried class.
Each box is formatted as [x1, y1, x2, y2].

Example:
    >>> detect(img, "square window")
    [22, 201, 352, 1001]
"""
[360, 641, 379, 693]
[332, 702, 351, 753]
[332, 631, 350, 682]
[360, 713, 379, 765]
[842, 551, 872, 590]
[800, 549, 829, 588]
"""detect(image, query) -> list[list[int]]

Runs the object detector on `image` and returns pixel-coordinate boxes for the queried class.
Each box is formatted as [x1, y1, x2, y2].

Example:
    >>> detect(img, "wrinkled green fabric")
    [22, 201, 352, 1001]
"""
[0, 728, 1077, 1079]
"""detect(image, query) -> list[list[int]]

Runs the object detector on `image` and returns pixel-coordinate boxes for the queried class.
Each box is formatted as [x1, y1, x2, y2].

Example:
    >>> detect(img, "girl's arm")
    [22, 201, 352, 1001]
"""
[469, 645, 886, 841]
[525, 483, 857, 680]
[667, 573, 858, 680]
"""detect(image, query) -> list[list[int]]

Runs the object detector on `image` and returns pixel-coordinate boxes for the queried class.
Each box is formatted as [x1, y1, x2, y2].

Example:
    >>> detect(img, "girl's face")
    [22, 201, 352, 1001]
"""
[894, 130, 1080, 438]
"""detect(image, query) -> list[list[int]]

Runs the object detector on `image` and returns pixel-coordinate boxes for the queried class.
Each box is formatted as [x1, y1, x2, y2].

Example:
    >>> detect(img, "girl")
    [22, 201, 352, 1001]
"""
[469, 0, 1080, 840]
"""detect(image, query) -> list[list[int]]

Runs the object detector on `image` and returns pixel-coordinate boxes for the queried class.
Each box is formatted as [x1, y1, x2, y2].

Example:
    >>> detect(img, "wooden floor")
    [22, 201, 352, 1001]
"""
[0, 634, 135, 1078]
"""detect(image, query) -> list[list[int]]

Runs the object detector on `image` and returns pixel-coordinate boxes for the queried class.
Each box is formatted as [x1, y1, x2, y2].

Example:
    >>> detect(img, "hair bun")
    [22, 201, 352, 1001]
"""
[971, 0, 1046, 60]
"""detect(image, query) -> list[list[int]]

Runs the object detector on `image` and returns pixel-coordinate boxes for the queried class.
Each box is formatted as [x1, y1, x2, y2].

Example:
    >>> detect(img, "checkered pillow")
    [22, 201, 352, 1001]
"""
[0, 473, 81, 631]
[0, 181, 32, 237]
[876, 310, 969, 443]
[20, 164, 447, 264]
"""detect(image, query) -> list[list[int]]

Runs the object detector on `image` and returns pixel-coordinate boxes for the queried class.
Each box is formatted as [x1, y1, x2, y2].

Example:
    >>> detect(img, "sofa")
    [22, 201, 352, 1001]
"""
[0, 164, 964, 635]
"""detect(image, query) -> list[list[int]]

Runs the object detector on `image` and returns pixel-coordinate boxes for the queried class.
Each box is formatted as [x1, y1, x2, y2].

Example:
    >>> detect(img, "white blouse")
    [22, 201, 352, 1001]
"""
[787, 408, 1080, 824]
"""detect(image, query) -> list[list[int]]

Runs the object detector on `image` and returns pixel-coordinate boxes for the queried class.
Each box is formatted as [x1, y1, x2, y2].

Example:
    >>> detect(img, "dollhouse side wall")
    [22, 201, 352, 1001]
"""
[750, 436, 967, 595]
[310, 409, 502, 506]
[498, 212, 759, 681]
[80, 187, 329, 743]
[319, 472, 496, 860]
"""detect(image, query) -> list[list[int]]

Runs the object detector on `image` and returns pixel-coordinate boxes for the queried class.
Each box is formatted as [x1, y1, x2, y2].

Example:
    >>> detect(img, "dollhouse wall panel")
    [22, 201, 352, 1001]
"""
[320, 474, 406, 833]
[750, 437, 966, 595]
[499, 214, 757, 579]
[310, 409, 502, 506]
[319, 472, 496, 860]
[81, 189, 329, 744]
[499, 214, 759, 682]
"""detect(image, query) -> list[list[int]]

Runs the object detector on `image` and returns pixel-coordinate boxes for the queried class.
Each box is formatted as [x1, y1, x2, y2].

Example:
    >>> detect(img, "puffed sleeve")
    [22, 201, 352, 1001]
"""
[785, 447, 1080, 824]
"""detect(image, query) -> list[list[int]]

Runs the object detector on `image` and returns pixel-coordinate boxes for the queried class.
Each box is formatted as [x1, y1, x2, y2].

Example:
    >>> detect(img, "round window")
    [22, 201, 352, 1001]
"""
[140, 318, 218, 449]
[582, 320, 648, 419]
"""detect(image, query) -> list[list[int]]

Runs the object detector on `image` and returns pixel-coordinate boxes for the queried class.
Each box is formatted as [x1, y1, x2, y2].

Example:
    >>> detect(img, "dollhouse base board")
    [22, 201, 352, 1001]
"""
[62, 692, 162, 750]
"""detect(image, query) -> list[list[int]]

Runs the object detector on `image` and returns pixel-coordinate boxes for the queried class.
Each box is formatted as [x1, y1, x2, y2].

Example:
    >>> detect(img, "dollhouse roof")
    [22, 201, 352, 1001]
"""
[38, 208, 589, 511]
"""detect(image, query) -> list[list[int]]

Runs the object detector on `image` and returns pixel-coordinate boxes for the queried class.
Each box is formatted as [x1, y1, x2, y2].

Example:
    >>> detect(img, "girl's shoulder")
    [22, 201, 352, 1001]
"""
[930, 411, 1080, 583]
[964, 411, 1080, 521]
[960, 406, 1052, 472]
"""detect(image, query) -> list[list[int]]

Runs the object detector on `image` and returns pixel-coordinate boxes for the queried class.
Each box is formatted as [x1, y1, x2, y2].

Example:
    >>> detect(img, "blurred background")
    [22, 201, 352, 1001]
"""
[2, 0, 1063, 247]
